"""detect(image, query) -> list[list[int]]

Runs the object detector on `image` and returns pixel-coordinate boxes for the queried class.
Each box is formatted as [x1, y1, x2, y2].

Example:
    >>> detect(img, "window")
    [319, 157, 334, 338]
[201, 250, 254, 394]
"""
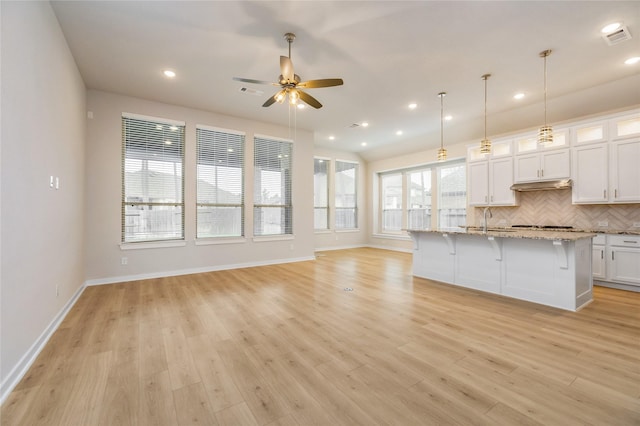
[196, 125, 245, 238]
[407, 169, 432, 230]
[254, 136, 293, 236]
[122, 113, 185, 243]
[314, 158, 329, 230]
[437, 161, 466, 229]
[335, 160, 358, 229]
[381, 173, 402, 232]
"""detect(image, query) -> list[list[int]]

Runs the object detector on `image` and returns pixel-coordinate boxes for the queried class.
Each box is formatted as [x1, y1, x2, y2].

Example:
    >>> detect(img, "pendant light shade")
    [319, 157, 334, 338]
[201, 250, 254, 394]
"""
[480, 74, 492, 155]
[437, 92, 447, 162]
[538, 49, 553, 145]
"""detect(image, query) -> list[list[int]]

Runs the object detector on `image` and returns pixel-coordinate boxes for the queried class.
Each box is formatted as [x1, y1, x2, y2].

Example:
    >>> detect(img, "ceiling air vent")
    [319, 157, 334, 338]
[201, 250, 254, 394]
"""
[239, 87, 264, 96]
[348, 123, 360, 128]
[603, 25, 632, 46]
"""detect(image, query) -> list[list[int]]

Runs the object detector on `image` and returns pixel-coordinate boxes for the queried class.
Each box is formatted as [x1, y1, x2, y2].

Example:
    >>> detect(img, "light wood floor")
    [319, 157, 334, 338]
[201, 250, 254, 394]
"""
[2, 248, 640, 425]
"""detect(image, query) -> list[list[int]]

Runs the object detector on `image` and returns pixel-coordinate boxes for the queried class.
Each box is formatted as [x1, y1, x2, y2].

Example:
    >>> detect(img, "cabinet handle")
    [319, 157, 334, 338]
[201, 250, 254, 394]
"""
[604, 189, 607, 198]
[615, 189, 618, 198]
[541, 169, 544, 177]
[491, 195, 494, 202]
[623, 240, 638, 244]
[601, 250, 604, 259]
[612, 251, 615, 261]
[485, 196, 488, 202]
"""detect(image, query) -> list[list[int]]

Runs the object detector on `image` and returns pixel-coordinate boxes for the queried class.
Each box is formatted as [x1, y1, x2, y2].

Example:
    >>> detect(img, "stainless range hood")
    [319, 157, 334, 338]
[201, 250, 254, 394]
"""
[510, 179, 572, 192]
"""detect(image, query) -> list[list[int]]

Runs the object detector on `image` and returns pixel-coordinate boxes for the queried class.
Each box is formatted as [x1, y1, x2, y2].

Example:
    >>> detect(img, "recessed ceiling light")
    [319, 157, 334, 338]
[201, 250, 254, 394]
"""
[601, 23, 621, 34]
[396, 130, 403, 136]
[361, 142, 367, 146]
[164, 140, 172, 145]
[297, 103, 305, 109]
[625, 56, 640, 65]
[163, 70, 176, 78]
[361, 122, 369, 127]
[514, 93, 525, 100]
[408, 103, 417, 110]
[329, 135, 335, 140]
[444, 115, 452, 121]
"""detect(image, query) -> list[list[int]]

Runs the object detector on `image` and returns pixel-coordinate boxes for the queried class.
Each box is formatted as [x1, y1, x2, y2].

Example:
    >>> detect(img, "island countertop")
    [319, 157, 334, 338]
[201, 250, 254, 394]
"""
[406, 227, 597, 241]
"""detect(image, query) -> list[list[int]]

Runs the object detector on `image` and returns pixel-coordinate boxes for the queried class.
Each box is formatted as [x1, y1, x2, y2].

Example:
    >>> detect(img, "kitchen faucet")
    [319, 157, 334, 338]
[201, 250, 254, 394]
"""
[482, 207, 492, 233]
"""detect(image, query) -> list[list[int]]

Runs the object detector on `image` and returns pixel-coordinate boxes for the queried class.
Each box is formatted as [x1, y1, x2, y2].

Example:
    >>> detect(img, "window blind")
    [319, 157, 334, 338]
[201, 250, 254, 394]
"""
[381, 173, 402, 231]
[335, 160, 358, 229]
[196, 125, 245, 238]
[314, 158, 329, 230]
[122, 114, 185, 242]
[254, 136, 293, 236]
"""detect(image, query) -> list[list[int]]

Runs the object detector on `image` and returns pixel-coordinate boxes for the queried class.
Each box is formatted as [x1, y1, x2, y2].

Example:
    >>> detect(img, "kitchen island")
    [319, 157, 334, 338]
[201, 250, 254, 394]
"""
[407, 228, 596, 311]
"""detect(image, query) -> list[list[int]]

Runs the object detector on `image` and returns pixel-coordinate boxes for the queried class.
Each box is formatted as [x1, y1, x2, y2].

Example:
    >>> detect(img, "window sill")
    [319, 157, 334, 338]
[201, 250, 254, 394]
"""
[335, 229, 360, 233]
[195, 237, 247, 246]
[371, 233, 412, 241]
[120, 240, 187, 250]
[252, 235, 294, 243]
[314, 230, 332, 234]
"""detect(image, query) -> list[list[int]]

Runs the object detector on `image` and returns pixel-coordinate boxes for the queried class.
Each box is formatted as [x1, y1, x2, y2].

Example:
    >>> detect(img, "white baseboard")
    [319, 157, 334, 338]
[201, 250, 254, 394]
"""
[85, 255, 317, 286]
[0, 283, 86, 404]
[314, 244, 367, 252]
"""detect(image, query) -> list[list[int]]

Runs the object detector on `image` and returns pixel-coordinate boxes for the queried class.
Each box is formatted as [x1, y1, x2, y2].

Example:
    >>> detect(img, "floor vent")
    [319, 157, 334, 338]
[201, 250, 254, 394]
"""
[343, 287, 354, 291]
[603, 26, 632, 46]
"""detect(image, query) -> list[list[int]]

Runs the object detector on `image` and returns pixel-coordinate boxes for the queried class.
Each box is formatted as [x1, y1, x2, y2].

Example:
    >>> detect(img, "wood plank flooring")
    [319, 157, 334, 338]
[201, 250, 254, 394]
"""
[2, 247, 639, 425]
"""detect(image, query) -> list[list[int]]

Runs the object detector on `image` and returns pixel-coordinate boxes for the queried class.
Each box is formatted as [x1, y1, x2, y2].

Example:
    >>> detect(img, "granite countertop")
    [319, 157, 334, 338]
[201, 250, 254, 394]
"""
[406, 227, 597, 241]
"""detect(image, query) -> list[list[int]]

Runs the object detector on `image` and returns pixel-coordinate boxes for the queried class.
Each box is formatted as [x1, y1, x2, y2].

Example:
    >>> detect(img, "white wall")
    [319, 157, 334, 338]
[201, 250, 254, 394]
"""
[313, 147, 368, 251]
[1, 1, 86, 396]
[85, 90, 315, 283]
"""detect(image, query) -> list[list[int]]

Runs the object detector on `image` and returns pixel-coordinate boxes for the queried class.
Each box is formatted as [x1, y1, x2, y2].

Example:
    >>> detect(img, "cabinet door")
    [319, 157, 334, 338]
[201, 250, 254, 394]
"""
[514, 154, 540, 183]
[572, 143, 608, 203]
[540, 149, 570, 180]
[468, 161, 489, 206]
[489, 157, 516, 205]
[609, 247, 640, 286]
[592, 246, 606, 280]
[610, 139, 640, 203]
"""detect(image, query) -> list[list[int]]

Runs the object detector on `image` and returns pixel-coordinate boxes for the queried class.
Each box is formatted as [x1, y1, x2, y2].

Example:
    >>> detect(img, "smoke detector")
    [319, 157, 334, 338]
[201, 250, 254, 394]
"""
[602, 25, 632, 46]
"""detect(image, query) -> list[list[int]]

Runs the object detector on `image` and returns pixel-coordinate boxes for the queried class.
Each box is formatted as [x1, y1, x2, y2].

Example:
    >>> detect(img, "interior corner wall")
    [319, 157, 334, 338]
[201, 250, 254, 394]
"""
[85, 90, 315, 283]
[313, 147, 368, 251]
[1, 1, 86, 394]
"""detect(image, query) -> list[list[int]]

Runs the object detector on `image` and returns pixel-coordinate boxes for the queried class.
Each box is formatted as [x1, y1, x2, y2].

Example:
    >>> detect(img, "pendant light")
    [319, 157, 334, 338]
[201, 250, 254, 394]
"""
[480, 74, 492, 154]
[437, 92, 447, 162]
[538, 49, 553, 145]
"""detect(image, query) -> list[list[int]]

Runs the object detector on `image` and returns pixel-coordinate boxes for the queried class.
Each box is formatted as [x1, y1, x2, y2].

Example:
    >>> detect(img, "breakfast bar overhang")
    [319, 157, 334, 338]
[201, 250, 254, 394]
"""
[408, 228, 596, 311]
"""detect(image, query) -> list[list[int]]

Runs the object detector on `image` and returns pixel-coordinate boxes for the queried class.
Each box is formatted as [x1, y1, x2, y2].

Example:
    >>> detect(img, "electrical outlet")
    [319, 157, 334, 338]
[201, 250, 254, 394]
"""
[597, 221, 608, 227]
[121, 257, 128, 265]
[633, 222, 640, 228]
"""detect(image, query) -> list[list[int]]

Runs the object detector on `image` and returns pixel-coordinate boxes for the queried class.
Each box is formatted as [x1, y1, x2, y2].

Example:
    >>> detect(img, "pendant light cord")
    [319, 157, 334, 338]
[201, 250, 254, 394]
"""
[543, 53, 547, 126]
[440, 93, 444, 150]
[484, 76, 488, 140]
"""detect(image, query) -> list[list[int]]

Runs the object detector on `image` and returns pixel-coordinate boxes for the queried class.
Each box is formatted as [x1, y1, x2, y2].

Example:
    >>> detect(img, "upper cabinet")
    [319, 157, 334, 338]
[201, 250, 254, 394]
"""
[571, 112, 640, 204]
[515, 129, 569, 154]
[467, 139, 518, 206]
[514, 148, 570, 183]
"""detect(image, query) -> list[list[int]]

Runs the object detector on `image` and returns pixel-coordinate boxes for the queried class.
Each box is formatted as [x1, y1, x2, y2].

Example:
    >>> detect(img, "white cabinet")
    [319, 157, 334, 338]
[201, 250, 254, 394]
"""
[594, 235, 640, 290]
[608, 236, 640, 286]
[572, 143, 608, 203]
[514, 149, 570, 183]
[609, 139, 640, 203]
[468, 158, 516, 206]
[467, 140, 517, 206]
[592, 235, 606, 280]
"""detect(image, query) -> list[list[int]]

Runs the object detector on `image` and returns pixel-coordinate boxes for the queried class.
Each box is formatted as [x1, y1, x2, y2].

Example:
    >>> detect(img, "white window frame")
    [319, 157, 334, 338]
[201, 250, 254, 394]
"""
[314, 157, 330, 231]
[121, 113, 185, 244]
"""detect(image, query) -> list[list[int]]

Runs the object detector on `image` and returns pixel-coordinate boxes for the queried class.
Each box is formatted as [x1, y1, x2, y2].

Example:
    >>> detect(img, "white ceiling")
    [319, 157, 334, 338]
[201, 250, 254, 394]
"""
[50, 1, 640, 161]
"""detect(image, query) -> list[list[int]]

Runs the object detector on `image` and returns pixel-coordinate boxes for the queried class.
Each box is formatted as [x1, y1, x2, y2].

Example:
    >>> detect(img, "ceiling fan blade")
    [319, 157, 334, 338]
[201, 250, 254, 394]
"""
[297, 90, 323, 109]
[298, 78, 344, 89]
[233, 77, 276, 86]
[280, 56, 294, 82]
[262, 93, 279, 107]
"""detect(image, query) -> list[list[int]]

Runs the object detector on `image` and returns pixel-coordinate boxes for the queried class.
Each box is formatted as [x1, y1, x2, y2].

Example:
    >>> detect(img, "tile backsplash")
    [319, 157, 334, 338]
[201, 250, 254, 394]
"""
[474, 189, 640, 231]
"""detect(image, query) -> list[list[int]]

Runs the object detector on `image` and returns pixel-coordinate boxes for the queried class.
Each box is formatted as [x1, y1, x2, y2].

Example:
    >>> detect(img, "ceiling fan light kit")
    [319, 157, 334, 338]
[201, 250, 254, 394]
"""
[233, 32, 343, 109]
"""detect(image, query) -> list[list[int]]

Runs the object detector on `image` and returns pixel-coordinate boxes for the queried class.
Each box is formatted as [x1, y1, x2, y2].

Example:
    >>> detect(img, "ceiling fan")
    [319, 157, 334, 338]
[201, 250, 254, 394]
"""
[233, 32, 343, 109]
